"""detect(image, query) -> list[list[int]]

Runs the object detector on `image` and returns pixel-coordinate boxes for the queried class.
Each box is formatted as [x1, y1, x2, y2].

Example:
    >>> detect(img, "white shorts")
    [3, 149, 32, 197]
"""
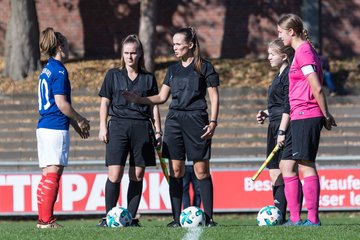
[36, 128, 70, 168]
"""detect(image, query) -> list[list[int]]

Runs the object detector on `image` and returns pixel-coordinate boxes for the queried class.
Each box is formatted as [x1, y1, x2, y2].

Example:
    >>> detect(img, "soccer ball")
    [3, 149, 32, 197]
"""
[106, 206, 132, 227]
[257, 205, 283, 226]
[180, 206, 206, 228]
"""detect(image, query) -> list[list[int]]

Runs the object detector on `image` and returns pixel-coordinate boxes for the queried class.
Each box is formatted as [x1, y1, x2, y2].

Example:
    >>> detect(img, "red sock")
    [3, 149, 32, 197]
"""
[283, 176, 302, 222]
[37, 174, 46, 221]
[303, 175, 320, 223]
[42, 172, 61, 223]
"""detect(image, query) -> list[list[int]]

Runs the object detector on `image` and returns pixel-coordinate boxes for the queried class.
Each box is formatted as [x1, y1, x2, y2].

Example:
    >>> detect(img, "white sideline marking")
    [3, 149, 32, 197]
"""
[182, 227, 203, 240]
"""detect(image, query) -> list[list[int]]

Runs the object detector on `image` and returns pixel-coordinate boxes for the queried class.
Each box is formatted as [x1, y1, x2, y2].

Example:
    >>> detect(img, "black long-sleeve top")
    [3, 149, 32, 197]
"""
[267, 66, 290, 122]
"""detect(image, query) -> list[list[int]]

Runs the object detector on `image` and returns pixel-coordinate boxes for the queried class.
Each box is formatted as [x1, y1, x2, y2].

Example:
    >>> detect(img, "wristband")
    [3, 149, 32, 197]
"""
[278, 130, 285, 136]
[155, 131, 163, 136]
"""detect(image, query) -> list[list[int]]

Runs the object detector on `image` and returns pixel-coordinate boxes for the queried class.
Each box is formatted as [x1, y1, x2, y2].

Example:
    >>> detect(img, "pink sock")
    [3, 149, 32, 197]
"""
[283, 176, 302, 222]
[303, 175, 320, 224]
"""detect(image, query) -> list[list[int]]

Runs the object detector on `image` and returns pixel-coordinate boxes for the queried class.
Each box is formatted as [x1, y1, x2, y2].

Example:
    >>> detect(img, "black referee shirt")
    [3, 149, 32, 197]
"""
[267, 66, 290, 122]
[163, 60, 220, 111]
[99, 68, 158, 120]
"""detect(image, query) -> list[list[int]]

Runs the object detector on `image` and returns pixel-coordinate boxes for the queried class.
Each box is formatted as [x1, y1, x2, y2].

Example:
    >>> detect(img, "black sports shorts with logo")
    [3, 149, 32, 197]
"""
[282, 117, 324, 162]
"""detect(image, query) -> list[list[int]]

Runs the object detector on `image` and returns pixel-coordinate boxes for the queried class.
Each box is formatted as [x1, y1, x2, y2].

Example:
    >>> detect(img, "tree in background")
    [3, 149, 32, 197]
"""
[4, 0, 40, 81]
[139, 0, 157, 73]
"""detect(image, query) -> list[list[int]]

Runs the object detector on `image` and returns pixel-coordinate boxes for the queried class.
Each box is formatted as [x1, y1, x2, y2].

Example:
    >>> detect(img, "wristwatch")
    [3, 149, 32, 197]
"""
[155, 131, 163, 136]
[278, 130, 286, 136]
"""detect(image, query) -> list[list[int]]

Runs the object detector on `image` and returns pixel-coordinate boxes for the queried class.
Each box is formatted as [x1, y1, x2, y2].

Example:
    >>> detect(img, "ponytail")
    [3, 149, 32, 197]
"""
[40, 27, 67, 58]
[302, 29, 317, 52]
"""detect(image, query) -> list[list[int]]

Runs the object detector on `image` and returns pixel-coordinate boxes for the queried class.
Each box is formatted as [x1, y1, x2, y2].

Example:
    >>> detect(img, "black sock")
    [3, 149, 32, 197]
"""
[273, 185, 287, 221]
[105, 178, 120, 214]
[169, 176, 183, 223]
[127, 180, 143, 218]
[198, 175, 213, 222]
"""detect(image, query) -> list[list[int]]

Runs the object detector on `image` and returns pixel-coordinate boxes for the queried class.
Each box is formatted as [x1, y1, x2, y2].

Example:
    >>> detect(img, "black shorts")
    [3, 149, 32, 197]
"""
[105, 118, 156, 167]
[266, 121, 290, 169]
[163, 110, 211, 161]
[282, 117, 324, 162]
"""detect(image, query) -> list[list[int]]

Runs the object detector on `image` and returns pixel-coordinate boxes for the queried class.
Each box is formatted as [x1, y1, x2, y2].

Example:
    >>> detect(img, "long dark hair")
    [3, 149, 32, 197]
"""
[119, 34, 147, 73]
[174, 27, 202, 74]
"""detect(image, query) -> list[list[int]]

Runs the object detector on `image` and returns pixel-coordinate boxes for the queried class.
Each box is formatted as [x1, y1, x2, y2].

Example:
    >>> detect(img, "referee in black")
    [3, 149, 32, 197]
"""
[97, 35, 162, 227]
[123, 27, 220, 227]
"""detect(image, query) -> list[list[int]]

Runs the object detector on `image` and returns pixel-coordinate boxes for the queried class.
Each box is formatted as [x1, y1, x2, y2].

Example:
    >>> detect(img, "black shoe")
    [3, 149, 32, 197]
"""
[130, 219, 141, 227]
[96, 218, 107, 227]
[167, 220, 181, 227]
[206, 219, 218, 227]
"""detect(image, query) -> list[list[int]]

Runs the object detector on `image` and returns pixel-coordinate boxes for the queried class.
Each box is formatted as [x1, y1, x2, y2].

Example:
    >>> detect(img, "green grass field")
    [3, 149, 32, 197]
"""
[1, 213, 359, 240]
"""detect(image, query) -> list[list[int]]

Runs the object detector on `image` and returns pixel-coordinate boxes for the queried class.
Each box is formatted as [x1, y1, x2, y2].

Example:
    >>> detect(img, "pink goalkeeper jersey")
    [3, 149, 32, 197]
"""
[288, 41, 324, 120]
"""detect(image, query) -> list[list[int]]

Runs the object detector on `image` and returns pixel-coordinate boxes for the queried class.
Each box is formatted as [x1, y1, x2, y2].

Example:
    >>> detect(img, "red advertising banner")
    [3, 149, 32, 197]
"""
[1, 168, 360, 215]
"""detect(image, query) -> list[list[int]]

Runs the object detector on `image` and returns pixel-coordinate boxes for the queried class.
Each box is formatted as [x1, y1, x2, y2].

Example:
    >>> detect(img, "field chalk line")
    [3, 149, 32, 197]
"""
[182, 227, 203, 240]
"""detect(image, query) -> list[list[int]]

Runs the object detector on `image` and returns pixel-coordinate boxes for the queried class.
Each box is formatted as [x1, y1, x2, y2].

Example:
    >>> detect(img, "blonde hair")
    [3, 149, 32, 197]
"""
[39, 27, 67, 58]
[277, 14, 316, 51]
[175, 27, 202, 75]
[269, 38, 295, 65]
[119, 34, 147, 73]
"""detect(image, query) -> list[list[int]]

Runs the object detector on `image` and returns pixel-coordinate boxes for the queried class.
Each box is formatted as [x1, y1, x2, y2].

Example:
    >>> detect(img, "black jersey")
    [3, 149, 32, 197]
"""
[267, 66, 290, 122]
[163, 60, 220, 111]
[99, 68, 158, 120]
